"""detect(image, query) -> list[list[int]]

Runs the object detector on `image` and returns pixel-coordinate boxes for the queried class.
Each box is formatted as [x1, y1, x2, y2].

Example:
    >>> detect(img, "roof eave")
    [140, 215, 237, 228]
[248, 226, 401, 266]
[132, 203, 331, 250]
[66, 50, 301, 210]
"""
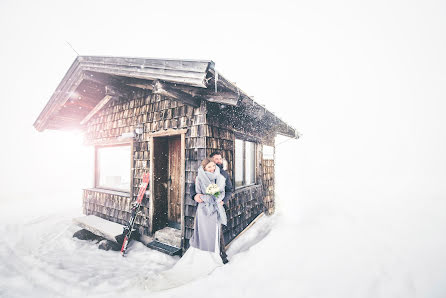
[34, 56, 215, 132]
[33, 58, 83, 132]
[206, 68, 299, 140]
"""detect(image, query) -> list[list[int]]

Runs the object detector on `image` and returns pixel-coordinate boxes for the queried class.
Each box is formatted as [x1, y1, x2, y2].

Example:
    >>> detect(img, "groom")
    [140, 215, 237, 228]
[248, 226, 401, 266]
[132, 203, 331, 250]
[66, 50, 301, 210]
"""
[190, 151, 233, 264]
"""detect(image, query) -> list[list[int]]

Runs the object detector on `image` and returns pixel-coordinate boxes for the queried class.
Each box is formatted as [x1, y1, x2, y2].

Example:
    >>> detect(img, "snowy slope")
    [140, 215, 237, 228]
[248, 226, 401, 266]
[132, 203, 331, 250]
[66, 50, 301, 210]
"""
[1, 178, 445, 298]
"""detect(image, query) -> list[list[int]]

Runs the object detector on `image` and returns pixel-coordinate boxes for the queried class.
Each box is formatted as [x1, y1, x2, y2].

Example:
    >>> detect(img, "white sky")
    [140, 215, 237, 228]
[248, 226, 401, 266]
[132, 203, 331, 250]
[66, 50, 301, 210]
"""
[1, 0, 446, 208]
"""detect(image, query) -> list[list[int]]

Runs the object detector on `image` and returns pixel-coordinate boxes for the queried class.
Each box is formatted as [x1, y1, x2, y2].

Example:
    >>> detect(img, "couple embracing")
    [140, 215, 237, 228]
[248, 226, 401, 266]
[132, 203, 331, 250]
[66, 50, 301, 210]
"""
[141, 151, 233, 291]
[189, 151, 233, 264]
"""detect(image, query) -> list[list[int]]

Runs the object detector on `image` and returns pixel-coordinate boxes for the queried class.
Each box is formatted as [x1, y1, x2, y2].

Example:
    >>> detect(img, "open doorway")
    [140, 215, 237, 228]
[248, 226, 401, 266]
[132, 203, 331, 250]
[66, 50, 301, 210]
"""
[152, 135, 182, 232]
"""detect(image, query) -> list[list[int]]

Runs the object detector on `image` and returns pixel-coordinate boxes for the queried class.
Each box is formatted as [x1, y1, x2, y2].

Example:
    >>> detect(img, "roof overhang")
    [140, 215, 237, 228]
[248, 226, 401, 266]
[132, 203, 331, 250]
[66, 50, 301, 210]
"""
[33, 55, 299, 139]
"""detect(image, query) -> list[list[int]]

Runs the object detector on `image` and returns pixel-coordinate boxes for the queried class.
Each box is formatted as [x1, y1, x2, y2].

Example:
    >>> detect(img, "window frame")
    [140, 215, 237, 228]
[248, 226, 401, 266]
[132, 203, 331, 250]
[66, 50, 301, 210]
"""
[94, 141, 133, 193]
[234, 137, 257, 189]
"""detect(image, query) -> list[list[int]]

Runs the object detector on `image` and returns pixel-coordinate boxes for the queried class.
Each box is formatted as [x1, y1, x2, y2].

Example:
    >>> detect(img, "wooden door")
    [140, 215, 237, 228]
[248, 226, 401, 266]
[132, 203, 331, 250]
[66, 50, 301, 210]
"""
[168, 136, 181, 228]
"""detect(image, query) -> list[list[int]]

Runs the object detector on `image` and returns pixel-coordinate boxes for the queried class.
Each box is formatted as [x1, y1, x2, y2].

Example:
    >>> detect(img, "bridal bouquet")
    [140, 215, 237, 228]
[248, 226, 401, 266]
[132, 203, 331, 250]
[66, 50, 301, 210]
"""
[205, 183, 221, 198]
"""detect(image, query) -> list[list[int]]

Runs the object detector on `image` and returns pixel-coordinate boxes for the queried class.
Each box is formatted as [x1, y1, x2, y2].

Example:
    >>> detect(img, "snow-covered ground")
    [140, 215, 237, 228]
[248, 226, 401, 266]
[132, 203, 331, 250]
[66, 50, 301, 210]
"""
[1, 171, 445, 297]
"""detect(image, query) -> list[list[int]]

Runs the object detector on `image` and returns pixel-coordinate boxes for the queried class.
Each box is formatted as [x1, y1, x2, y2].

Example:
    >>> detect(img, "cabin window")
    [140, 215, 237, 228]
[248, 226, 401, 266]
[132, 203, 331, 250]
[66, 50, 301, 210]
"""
[96, 144, 131, 192]
[262, 145, 274, 160]
[234, 138, 257, 188]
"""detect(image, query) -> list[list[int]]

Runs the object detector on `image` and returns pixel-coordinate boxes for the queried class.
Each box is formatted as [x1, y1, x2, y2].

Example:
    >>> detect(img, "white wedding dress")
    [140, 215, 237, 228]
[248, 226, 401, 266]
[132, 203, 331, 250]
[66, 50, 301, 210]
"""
[141, 222, 224, 292]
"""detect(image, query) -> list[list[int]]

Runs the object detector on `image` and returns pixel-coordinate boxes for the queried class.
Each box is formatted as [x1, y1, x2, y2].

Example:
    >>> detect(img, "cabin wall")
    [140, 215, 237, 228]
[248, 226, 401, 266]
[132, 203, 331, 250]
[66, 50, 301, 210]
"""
[81, 88, 278, 252]
[193, 102, 276, 248]
[82, 88, 207, 238]
[183, 106, 236, 248]
[262, 159, 275, 215]
[83, 189, 133, 225]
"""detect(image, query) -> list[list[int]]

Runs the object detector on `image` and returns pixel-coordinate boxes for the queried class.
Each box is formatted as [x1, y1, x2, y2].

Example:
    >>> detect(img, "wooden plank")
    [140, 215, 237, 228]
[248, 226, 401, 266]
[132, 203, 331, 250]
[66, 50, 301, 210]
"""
[126, 83, 154, 90]
[148, 128, 188, 137]
[83, 73, 140, 99]
[80, 95, 113, 125]
[180, 132, 186, 250]
[168, 137, 182, 224]
[88, 138, 134, 147]
[79, 56, 212, 73]
[81, 65, 207, 88]
[72, 215, 124, 243]
[152, 80, 200, 108]
[205, 92, 240, 106]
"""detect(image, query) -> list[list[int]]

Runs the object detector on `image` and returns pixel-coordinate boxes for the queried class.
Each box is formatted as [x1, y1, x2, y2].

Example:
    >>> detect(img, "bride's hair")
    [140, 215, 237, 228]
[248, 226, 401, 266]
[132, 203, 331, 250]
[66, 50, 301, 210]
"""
[201, 157, 213, 170]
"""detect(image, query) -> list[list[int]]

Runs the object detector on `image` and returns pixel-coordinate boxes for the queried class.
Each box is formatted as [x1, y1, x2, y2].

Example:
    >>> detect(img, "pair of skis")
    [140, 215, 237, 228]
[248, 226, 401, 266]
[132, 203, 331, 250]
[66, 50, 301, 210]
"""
[120, 172, 150, 256]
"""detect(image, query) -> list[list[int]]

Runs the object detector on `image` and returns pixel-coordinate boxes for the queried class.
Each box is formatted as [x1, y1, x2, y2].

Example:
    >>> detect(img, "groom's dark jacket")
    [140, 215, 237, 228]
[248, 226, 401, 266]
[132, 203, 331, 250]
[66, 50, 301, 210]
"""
[190, 163, 233, 209]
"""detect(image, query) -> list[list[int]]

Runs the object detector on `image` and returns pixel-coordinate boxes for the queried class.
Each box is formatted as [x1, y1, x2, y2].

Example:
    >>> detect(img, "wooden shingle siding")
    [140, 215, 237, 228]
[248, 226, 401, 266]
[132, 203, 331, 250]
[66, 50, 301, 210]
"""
[83, 86, 207, 239]
[262, 159, 275, 214]
[181, 101, 276, 249]
[222, 185, 264, 245]
[80, 82, 281, 252]
[82, 189, 151, 233]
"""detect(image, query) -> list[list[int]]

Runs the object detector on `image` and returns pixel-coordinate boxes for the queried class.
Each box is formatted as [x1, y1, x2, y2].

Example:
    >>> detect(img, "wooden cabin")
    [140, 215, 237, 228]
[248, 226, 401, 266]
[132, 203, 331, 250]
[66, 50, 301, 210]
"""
[33, 55, 299, 255]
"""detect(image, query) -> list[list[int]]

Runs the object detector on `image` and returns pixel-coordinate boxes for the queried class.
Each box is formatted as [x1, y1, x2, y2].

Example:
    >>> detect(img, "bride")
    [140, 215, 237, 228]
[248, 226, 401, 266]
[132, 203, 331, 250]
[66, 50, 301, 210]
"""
[141, 158, 228, 291]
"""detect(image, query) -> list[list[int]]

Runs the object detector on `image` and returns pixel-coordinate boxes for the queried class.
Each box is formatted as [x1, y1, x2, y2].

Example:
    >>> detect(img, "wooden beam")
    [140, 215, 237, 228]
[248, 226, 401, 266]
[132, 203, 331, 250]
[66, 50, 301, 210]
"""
[152, 80, 200, 107]
[114, 76, 155, 90]
[277, 124, 299, 139]
[149, 128, 188, 138]
[126, 83, 154, 90]
[80, 95, 113, 125]
[83, 71, 139, 98]
[205, 92, 240, 106]
[105, 84, 138, 99]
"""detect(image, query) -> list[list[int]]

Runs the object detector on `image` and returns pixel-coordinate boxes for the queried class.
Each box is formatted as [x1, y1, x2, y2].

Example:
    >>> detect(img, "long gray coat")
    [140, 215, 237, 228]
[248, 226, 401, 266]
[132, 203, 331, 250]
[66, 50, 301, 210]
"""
[189, 170, 226, 253]
[189, 204, 220, 253]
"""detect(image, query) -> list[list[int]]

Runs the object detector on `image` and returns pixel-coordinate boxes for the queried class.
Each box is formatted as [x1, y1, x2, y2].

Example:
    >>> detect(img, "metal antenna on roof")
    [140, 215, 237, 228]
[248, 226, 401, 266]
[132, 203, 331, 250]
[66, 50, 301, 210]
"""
[65, 41, 80, 56]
